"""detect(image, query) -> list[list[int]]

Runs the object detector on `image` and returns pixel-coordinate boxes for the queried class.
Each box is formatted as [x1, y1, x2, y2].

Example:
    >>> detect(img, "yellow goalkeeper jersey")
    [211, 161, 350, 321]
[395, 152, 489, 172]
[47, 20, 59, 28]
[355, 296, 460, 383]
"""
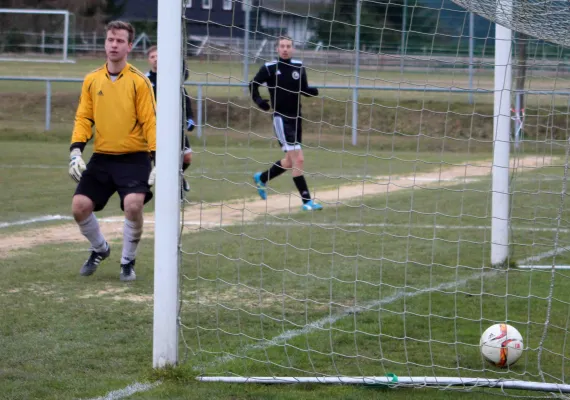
[71, 63, 156, 154]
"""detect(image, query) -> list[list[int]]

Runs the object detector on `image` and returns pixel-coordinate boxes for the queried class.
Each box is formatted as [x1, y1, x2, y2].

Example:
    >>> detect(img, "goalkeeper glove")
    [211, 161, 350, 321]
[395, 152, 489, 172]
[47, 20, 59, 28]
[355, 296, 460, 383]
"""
[148, 151, 156, 186]
[256, 98, 271, 111]
[69, 148, 86, 183]
[187, 118, 195, 132]
[148, 167, 156, 186]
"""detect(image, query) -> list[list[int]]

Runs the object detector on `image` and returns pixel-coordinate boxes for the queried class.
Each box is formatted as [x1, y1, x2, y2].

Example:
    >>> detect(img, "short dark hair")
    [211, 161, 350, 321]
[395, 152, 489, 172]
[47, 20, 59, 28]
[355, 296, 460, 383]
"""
[106, 20, 135, 44]
[146, 45, 157, 56]
[276, 36, 294, 47]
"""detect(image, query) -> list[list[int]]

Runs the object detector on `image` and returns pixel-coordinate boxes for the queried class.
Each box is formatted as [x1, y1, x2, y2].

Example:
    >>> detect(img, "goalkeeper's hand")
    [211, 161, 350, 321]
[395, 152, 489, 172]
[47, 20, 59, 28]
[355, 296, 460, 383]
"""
[69, 148, 86, 183]
[256, 98, 271, 111]
[187, 118, 195, 132]
[148, 166, 156, 186]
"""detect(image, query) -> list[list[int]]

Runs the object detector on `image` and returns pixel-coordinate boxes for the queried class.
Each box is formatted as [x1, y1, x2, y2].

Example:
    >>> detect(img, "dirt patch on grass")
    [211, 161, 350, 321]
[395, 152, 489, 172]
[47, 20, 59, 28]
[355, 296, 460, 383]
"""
[78, 285, 311, 306]
[78, 284, 152, 303]
[2, 284, 64, 301]
[183, 285, 312, 309]
[112, 294, 153, 303]
[78, 285, 129, 298]
[0, 155, 559, 258]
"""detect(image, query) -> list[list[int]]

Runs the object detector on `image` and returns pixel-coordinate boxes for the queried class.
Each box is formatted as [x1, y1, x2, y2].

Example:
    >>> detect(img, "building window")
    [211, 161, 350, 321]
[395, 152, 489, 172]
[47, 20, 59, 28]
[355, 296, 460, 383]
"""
[202, 0, 212, 9]
[223, 0, 233, 10]
[184, 0, 192, 7]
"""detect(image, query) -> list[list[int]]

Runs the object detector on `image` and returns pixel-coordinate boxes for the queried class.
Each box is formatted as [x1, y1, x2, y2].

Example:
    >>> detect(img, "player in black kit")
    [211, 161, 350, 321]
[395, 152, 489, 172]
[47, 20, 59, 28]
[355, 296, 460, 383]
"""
[249, 36, 322, 211]
[146, 46, 195, 197]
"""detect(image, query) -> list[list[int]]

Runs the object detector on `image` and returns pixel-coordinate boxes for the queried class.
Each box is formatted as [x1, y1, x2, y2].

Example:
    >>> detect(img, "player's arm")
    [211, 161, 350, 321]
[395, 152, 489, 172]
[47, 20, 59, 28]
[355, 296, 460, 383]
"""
[249, 66, 271, 111]
[136, 76, 157, 186]
[180, 61, 196, 131]
[300, 67, 319, 97]
[70, 76, 95, 152]
[68, 76, 94, 182]
[136, 76, 157, 154]
[183, 87, 195, 132]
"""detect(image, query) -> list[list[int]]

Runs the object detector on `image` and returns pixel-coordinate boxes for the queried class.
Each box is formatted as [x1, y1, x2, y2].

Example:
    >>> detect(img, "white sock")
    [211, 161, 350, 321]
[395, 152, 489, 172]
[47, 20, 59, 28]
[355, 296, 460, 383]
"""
[78, 213, 107, 253]
[121, 218, 143, 264]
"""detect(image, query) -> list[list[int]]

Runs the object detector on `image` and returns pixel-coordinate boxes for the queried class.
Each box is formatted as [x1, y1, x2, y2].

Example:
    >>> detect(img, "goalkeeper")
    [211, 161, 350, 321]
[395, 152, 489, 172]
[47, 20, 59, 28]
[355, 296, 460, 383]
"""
[68, 21, 156, 282]
[146, 45, 195, 196]
[249, 36, 322, 211]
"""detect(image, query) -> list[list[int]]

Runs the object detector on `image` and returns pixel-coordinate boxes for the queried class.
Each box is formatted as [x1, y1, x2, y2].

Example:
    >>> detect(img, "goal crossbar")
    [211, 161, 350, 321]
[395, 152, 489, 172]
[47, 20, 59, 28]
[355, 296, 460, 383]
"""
[0, 8, 71, 15]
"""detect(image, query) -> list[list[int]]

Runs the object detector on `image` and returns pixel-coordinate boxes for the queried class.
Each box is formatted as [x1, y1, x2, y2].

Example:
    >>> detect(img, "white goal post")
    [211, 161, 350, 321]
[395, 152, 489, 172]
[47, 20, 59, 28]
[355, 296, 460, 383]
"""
[0, 8, 73, 63]
[152, 2, 182, 368]
[491, 0, 512, 267]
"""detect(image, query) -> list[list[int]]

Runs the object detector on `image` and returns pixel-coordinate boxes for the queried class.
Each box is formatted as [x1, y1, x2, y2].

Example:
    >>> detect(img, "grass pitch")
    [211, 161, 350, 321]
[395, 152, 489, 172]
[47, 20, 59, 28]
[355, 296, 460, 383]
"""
[2, 59, 570, 399]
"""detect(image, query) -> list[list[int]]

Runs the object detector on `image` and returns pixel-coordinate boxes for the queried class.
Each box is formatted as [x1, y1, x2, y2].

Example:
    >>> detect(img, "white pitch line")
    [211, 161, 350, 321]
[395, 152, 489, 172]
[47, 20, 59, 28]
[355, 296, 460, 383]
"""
[0, 215, 130, 229]
[0, 214, 73, 229]
[5, 215, 570, 236]
[518, 248, 569, 267]
[193, 271, 495, 371]
[517, 244, 570, 270]
[81, 381, 161, 400]
[518, 265, 570, 270]
[0, 164, 66, 169]
[193, 221, 570, 234]
[197, 245, 570, 371]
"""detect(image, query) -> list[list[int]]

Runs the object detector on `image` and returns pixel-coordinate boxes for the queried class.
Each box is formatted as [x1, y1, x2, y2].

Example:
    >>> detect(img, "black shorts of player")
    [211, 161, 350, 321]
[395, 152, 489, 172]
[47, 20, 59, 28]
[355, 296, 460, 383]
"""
[74, 152, 153, 212]
[272, 114, 302, 152]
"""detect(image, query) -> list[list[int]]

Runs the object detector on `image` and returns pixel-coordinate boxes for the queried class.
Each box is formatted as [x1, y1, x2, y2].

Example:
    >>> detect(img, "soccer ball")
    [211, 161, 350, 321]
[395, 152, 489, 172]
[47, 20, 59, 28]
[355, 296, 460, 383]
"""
[479, 323, 524, 368]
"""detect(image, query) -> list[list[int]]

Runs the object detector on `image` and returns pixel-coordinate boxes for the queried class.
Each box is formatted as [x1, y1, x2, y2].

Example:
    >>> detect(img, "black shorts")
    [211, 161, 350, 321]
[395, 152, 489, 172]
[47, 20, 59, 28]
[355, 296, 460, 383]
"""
[74, 152, 153, 212]
[273, 115, 302, 152]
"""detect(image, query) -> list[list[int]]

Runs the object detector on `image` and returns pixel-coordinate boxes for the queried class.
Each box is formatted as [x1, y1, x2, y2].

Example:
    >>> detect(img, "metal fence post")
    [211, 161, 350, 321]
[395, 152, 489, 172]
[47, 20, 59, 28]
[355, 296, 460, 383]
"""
[0, 77, 567, 141]
[45, 80, 51, 131]
[352, 0, 362, 146]
[243, 0, 251, 96]
[197, 84, 203, 138]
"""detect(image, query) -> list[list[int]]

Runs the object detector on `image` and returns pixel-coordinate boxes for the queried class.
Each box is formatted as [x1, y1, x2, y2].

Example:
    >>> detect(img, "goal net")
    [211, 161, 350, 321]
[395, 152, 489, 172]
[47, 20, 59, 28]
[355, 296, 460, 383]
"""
[0, 9, 74, 63]
[153, 0, 570, 395]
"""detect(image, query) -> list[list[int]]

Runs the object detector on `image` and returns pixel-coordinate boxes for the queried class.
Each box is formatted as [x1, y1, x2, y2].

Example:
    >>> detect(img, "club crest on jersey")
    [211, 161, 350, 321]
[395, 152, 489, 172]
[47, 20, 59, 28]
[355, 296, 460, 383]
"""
[292, 71, 300, 80]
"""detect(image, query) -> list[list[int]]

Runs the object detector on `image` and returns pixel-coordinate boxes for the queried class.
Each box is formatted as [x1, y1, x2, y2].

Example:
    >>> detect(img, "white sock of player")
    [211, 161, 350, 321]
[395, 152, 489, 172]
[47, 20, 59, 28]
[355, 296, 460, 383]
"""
[78, 213, 108, 253]
[121, 218, 143, 264]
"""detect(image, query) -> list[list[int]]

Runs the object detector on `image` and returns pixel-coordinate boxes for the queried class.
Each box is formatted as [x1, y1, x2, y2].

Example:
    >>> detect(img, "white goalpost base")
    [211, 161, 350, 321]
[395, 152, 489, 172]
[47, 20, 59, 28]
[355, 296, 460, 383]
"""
[198, 376, 570, 393]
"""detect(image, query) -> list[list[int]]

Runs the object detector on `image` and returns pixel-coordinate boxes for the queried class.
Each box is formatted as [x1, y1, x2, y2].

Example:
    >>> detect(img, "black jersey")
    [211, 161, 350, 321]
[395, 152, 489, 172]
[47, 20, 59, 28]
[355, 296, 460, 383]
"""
[249, 57, 318, 118]
[146, 68, 194, 121]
